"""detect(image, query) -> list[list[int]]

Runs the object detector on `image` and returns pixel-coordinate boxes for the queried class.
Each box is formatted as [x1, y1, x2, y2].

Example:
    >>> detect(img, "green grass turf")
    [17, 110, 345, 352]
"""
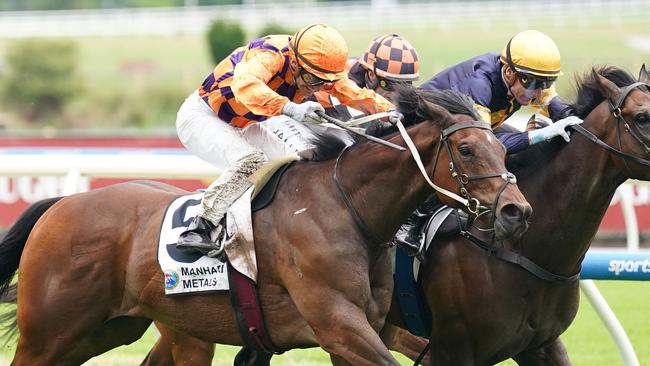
[1, 281, 648, 365]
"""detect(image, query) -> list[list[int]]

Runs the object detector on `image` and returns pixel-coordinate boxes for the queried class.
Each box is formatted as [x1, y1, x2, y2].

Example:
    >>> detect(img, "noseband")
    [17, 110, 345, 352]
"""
[332, 119, 516, 244]
[571, 81, 650, 167]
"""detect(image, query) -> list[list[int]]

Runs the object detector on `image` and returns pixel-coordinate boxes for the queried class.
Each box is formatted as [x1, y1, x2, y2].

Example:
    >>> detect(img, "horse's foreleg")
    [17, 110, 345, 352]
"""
[512, 338, 572, 366]
[301, 297, 399, 366]
[381, 324, 432, 365]
[142, 323, 215, 366]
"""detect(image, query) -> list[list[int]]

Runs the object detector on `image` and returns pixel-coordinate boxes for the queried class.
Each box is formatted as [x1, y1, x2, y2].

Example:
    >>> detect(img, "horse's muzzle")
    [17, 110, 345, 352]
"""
[494, 202, 532, 240]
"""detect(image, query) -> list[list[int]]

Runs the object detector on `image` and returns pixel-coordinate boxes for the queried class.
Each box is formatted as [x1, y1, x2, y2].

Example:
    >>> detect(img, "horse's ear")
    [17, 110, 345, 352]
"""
[422, 100, 453, 123]
[639, 64, 650, 84]
[592, 68, 621, 101]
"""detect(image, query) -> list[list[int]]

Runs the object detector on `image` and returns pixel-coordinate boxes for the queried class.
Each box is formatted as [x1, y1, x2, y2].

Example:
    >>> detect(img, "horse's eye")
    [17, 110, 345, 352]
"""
[458, 145, 472, 156]
[635, 112, 649, 126]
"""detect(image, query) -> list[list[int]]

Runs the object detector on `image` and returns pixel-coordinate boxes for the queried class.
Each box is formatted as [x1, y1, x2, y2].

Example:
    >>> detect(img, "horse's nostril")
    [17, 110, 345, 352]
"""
[501, 203, 531, 222]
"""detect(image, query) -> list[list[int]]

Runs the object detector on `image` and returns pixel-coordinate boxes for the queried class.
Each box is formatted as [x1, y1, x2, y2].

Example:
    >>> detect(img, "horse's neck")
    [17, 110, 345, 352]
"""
[521, 105, 626, 274]
[343, 124, 439, 242]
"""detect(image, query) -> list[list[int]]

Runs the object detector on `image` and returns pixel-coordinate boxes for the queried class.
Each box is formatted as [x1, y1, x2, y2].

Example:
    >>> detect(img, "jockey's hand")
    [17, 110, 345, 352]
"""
[365, 120, 396, 137]
[386, 109, 403, 124]
[282, 101, 325, 124]
[528, 116, 583, 144]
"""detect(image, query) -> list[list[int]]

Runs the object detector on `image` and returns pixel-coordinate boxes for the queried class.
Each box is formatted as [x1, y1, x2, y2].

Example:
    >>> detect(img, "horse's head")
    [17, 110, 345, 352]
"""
[396, 87, 532, 240]
[574, 65, 650, 180]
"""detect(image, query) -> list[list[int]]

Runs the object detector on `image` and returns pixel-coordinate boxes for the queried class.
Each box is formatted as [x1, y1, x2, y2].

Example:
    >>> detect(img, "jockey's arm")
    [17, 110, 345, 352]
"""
[475, 102, 531, 155]
[231, 49, 290, 117]
[327, 76, 393, 115]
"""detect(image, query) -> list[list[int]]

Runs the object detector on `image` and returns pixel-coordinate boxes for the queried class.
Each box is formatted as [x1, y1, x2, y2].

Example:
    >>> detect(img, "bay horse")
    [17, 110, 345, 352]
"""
[156, 66, 650, 366]
[378, 65, 650, 365]
[0, 87, 531, 366]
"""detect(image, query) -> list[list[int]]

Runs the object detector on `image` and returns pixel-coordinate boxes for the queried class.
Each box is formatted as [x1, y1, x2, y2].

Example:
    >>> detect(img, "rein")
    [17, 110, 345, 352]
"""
[459, 81, 650, 284]
[571, 81, 650, 167]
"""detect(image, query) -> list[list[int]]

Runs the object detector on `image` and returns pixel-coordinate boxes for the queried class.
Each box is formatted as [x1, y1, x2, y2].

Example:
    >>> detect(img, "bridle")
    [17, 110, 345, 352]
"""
[332, 118, 517, 244]
[461, 79, 650, 285]
[434, 121, 517, 218]
[571, 81, 650, 168]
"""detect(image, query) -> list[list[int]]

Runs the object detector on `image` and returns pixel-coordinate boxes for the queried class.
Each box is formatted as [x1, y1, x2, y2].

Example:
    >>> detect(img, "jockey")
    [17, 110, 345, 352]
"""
[176, 23, 392, 250]
[397, 30, 583, 253]
[313, 33, 420, 120]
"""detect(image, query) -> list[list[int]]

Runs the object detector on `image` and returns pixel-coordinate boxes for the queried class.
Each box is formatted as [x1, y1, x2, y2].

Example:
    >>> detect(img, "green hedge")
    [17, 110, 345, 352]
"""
[206, 20, 245, 64]
[1, 38, 81, 122]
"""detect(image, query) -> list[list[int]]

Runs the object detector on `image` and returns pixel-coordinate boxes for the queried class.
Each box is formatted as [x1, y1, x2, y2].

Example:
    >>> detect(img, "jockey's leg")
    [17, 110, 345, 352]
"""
[395, 195, 443, 255]
[178, 150, 267, 248]
[176, 90, 269, 249]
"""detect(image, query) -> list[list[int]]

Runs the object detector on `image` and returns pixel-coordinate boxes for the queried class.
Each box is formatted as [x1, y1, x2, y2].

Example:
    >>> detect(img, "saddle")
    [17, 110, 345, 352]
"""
[396, 206, 469, 261]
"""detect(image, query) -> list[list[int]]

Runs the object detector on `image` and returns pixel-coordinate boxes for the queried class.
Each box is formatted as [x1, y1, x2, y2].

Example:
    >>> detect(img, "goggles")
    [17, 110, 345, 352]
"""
[378, 78, 412, 91]
[299, 68, 331, 86]
[517, 73, 556, 90]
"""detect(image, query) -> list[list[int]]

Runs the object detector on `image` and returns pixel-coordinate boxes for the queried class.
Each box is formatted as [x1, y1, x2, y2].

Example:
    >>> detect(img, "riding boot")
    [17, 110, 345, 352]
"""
[176, 151, 267, 252]
[395, 196, 442, 256]
[395, 210, 431, 255]
[177, 215, 220, 251]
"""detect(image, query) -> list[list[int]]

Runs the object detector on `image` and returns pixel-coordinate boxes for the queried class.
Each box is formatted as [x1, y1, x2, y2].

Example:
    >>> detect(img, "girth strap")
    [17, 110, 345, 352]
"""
[227, 261, 284, 355]
[460, 231, 580, 282]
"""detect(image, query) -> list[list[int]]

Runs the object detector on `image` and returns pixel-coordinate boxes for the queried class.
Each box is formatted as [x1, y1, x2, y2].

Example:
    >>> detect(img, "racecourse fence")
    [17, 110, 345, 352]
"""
[0, 148, 645, 365]
[0, 0, 648, 38]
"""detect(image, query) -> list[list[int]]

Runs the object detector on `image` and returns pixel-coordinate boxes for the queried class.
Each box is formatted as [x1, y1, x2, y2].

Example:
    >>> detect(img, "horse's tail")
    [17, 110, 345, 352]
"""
[0, 196, 62, 345]
[0, 196, 63, 295]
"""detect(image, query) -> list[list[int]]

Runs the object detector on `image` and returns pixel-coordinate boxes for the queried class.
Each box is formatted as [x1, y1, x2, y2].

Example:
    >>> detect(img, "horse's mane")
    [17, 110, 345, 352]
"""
[570, 66, 636, 119]
[395, 86, 480, 127]
[505, 65, 637, 177]
[307, 85, 479, 161]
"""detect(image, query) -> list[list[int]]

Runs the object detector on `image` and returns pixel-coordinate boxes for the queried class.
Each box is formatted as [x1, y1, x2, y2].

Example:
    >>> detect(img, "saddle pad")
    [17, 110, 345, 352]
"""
[413, 206, 455, 279]
[158, 192, 229, 296]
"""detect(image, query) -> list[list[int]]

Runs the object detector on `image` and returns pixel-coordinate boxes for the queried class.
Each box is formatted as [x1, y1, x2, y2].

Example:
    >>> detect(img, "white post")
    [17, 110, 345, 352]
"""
[580, 280, 639, 366]
[617, 183, 640, 251]
[62, 169, 82, 196]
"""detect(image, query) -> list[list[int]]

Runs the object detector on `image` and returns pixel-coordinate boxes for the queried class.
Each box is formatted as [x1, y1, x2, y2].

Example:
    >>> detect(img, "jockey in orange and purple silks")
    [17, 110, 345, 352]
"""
[175, 23, 392, 251]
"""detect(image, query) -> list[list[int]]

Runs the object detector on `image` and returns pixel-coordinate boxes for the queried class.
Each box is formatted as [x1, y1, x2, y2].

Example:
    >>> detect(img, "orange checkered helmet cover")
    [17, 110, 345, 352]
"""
[289, 23, 348, 81]
[359, 34, 419, 81]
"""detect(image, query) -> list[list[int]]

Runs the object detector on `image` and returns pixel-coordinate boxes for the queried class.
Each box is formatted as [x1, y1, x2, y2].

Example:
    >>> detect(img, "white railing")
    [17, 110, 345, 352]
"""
[0, 0, 648, 38]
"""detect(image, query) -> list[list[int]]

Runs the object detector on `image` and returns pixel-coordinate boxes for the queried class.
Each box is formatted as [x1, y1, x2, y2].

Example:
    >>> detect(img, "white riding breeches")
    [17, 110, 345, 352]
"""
[177, 90, 320, 167]
[176, 90, 319, 224]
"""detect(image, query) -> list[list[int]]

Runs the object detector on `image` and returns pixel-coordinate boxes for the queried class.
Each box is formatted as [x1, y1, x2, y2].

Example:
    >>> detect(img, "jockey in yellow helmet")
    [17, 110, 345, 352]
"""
[421, 29, 582, 154]
[399, 30, 583, 254]
[176, 23, 392, 250]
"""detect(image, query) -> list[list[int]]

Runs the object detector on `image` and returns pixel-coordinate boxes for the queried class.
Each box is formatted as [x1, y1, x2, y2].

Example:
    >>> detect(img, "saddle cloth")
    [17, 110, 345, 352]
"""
[158, 156, 297, 296]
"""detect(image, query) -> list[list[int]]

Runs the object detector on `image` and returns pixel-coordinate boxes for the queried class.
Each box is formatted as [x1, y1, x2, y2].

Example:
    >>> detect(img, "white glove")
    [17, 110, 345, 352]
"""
[528, 116, 583, 144]
[282, 101, 325, 124]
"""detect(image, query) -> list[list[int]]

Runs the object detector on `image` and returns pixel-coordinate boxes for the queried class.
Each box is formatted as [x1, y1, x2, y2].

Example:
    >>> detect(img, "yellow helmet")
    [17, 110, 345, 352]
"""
[500, 30, 561, 78]
[289, 23, 348, 82]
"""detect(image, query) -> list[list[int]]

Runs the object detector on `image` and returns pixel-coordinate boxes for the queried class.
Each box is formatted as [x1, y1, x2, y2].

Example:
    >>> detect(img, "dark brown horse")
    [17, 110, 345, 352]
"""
[149, 66, 650, 366]
[379, 65, 650, 365]
[0, 87, 530, 366]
